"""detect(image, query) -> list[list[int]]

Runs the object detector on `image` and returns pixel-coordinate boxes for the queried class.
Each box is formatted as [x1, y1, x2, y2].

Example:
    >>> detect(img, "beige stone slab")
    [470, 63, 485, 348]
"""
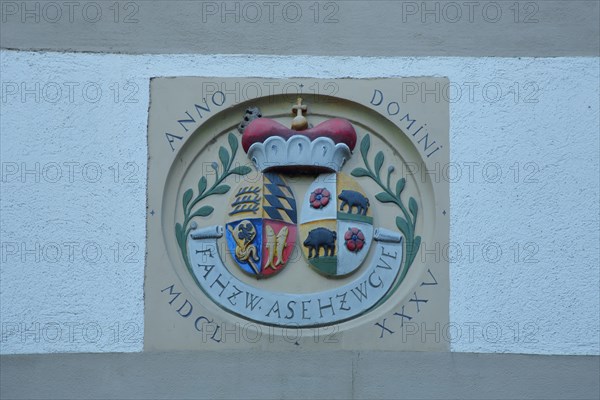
[145, 77, 449, 351]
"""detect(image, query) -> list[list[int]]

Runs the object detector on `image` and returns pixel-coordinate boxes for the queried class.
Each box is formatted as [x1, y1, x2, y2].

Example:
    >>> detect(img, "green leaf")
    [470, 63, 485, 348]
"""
[197, 176, 207, 196]
[190, 205, 214, 218]
[175, 223, 183, 245]
[228, 132, 238, 156]
[375, 192, 396, 203]
[230, 166, 252, 175]
[409, 197, 418, 219]
[408, 236, 421, 266]
[219, 146, 230, 170]
[374, 151, 384, 177]
[211, 185, 231, 195]
[396, 216, 410, 237]
[360, 134, 371, 161]
[182, 189, 193, 211]
[395, 178, 405, 197]
[413, 235, 421, 254]
[351, 167, 371, 178]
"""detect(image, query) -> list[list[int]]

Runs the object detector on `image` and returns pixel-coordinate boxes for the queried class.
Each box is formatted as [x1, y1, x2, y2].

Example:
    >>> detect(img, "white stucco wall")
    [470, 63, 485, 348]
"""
[0, 51, 598, 355]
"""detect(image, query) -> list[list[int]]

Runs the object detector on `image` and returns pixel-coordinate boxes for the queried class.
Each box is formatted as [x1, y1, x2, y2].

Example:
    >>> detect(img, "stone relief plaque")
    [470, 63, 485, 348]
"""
[145, 78, 449, 350]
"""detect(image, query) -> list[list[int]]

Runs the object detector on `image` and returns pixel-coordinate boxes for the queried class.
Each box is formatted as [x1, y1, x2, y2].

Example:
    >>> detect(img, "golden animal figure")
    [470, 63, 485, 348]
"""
[275, 226, 289, 267]
[264, 225, 276, 270]
[227, 221, 260, 274]
[264, 225, 289, 270]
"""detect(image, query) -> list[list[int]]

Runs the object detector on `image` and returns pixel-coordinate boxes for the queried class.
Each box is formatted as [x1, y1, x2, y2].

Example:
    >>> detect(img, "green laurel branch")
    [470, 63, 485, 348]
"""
[351, 134, 421, 299]
[175, 132, 251, 270]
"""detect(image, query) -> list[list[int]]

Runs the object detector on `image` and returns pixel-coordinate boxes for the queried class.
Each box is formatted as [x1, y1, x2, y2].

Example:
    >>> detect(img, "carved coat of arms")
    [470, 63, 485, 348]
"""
[180, 98, 418, 326]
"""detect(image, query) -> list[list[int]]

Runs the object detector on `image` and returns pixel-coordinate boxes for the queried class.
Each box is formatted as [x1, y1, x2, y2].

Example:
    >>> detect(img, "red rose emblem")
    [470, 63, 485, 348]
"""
[309, 188, 331, 209]
[344, 227, 365, 252]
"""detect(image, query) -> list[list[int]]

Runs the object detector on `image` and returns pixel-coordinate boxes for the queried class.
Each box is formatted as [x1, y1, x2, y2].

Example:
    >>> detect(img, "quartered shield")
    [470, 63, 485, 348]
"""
[299, 172, 374, 277]
[225, 172, 297, 278]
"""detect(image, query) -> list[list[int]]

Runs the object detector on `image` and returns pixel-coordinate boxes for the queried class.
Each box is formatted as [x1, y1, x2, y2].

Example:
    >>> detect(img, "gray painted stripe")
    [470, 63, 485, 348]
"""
[1, 1, 598, 56]
[1, 351, 599, 399]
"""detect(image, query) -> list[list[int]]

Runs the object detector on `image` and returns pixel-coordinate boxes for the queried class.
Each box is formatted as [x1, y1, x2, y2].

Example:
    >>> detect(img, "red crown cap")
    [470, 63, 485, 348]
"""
[242, 118, 357, 153]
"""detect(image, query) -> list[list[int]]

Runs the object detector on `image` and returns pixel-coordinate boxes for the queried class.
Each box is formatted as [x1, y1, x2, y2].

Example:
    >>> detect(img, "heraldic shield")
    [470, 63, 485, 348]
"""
[300, 172, 374, 278]
[225, 172, 298, 278]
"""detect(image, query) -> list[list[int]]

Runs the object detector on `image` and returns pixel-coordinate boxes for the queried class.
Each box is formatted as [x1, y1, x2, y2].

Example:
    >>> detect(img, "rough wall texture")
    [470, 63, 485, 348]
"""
[2, 352, 599, 400]
[1, 1, 598, 56]
[0, 51, 598, 355]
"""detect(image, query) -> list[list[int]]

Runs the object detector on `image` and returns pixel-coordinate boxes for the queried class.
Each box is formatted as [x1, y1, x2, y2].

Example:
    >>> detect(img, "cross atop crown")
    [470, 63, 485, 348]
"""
[291, 97, 308, 131]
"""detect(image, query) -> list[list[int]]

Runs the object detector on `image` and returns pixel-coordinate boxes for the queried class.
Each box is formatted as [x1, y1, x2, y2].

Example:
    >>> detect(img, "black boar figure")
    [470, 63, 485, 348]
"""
[338, 190, 370, 215]
[303, 227, 337, 258]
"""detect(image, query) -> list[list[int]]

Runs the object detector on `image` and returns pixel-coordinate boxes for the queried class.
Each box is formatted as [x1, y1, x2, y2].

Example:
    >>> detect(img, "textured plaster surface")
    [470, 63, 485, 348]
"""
[2, 352, 599, 399]
[2, 0, 598, 57]
[0, 51, 598, 355]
